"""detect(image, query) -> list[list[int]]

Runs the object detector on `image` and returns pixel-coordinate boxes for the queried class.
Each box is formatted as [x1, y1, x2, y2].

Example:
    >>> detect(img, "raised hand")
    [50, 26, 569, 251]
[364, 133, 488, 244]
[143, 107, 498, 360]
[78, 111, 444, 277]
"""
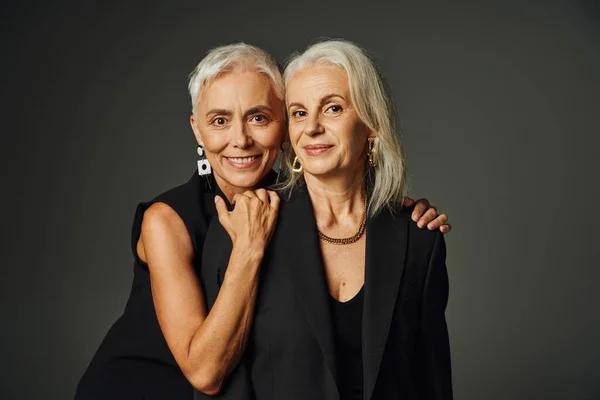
[215, 189, 281, 254]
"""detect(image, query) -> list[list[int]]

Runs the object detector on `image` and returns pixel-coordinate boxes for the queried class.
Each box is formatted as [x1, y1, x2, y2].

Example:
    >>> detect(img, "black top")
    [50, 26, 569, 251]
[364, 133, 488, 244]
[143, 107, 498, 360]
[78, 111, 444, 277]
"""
[200, 185, 452, 400]
[76, 170, 276, 400]
[330, 287, 365, 400]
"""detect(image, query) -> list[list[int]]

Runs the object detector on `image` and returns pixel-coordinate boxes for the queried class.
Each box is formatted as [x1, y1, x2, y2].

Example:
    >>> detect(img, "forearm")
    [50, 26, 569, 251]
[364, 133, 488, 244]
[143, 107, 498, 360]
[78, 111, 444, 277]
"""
[185, 246, 263, 391]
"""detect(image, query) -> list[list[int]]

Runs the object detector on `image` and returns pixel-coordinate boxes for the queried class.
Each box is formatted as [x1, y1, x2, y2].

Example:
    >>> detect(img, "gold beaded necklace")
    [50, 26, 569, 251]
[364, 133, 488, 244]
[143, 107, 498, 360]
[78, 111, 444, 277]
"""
[317, 197, 367, 245]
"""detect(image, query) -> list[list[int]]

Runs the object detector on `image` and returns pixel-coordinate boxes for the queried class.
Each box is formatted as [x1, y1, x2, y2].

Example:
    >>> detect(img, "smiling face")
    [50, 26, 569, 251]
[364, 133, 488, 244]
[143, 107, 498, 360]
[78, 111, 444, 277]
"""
[286, 65, 372, 181]
[190, 69, 285, 197]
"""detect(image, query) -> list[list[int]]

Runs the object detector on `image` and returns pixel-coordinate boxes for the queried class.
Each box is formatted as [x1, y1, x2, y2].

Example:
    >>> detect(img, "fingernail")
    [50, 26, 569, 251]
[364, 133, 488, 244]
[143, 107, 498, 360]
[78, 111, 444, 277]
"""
[413, 214, 420, 221]
[214, 196, 220, 204]
[428, 222, 436, 229]
[418, 221, 424, 228]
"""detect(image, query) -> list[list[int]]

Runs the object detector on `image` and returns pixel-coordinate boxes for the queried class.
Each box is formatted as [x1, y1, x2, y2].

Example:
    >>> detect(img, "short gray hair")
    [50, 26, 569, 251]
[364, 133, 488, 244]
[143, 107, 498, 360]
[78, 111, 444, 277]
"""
[281, 39, 407, 217]
[188, 43, 284, 113]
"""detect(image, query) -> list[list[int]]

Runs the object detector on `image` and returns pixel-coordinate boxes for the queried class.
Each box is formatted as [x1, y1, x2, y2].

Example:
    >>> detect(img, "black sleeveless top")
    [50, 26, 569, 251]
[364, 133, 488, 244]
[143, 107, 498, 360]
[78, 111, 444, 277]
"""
[330, 287, 365, 400]
[75, 171, 266, 400]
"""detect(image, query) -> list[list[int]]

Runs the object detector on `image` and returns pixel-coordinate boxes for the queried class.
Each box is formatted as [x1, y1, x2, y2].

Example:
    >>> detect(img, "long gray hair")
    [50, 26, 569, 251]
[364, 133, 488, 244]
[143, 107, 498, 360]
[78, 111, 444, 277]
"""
[280, 39, 407, 217]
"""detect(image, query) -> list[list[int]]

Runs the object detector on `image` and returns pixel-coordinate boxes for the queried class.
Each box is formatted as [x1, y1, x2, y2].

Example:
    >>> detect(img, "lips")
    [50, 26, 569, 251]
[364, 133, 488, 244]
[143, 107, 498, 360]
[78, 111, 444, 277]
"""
[303, 144, 333, 156]
[224, 154, 262, 168]
[226, 156, 259, 164]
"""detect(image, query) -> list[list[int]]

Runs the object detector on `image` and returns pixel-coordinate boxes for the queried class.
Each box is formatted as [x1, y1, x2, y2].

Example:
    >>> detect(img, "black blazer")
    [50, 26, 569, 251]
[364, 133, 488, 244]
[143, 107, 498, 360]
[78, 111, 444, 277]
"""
[198, 186, 452, 400]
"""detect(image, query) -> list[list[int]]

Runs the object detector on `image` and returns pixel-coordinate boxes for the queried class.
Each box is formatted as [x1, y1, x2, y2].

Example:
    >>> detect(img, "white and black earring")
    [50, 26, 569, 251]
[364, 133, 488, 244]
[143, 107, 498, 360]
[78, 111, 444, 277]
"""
[197, 145, 212, 176]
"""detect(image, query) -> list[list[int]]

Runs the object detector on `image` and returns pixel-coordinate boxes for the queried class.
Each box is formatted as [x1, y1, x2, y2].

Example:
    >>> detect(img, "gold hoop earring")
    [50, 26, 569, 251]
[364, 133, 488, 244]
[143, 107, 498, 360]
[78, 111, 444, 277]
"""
[367, 137, 378, 168]
[292, 156, 303, 173]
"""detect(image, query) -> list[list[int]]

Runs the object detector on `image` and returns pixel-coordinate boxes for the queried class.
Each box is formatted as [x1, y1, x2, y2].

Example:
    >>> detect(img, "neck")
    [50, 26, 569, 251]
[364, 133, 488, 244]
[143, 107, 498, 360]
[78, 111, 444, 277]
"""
[304, 168, 366, 227]
[214, 175, 257, 204]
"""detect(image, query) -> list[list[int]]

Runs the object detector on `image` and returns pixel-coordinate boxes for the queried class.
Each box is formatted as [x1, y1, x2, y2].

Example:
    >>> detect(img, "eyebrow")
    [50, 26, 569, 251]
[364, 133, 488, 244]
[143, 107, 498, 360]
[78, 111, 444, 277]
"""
[205, 109, 232, 118]
[244, 105, 273, 117]
[205, 105, 273, 118]
[288, 93, 346, 110]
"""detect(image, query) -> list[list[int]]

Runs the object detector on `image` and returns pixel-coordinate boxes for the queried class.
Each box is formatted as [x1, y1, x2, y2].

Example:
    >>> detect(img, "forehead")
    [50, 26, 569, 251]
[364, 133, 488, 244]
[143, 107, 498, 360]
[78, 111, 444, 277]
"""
[286, 65, 349, 101]
[197, 70, 282, 110]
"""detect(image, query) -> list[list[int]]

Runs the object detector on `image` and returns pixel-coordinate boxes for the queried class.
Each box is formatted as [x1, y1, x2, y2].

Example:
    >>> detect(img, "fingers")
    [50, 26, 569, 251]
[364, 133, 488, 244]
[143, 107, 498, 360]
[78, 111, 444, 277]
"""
[255, 188, 269, 204]
[264, 191, 280, 243]
[402, 196, 415, 207]
[412, 198, 431, 222]
[214, 196, 229, 226]
[230, 189, 279, 215]
[231, 193, 243, 205]
[232, 191, 258, 206]
[427, 213, 448, 230]
[416, 206, 438, 228]
[241, 190, 259, 200]
[440, 223, 452, 233]
[267, 190, 280, 211]
[224, 189, 281, 250]
[239, 189, 279, 208]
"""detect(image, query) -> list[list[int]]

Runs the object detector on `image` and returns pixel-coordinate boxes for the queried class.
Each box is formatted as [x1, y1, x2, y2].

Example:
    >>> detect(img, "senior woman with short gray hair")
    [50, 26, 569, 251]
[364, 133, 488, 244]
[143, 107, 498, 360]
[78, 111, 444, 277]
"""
[75, 42, 450, 400]
[203, 39, 453, 400]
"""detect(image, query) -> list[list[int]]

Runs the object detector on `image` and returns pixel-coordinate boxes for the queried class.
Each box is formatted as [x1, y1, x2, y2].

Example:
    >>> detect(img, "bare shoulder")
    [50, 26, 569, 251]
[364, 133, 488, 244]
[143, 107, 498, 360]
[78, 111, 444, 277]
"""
[138, 202, 192, 264]
[142, 202, 184, 229]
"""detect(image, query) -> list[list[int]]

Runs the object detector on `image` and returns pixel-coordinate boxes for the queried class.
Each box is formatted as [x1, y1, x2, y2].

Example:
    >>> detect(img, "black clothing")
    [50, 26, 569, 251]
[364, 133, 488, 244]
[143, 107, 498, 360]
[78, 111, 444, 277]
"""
[330, 287, 365, 400]
[200, 185, 453, 400]
[76, 170, 276, 400]
[75, 172, 217, 400]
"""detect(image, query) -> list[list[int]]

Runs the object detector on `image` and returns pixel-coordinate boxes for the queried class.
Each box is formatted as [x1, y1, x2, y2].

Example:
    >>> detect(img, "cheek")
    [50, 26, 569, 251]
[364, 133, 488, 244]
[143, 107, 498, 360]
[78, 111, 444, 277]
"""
[200, 129, 227, 153]
[254, 124, 285, 150]
[204, 153, 220, 168]
[287, 122, 303, 146]
[342, 122, 367, 159]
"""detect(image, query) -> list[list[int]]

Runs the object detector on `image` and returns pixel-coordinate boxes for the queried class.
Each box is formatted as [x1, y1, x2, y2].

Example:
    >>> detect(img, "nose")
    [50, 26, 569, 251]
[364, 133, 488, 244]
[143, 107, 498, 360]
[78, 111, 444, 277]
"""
[231, 121, 253, 148]
[303, 113, 325, 137]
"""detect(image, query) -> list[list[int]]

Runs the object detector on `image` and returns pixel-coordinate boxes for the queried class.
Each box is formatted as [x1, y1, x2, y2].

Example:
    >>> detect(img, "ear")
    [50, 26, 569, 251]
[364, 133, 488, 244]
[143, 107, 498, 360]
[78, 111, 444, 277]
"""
[190, 114, 204, 147]
[362, 120, 375, 139]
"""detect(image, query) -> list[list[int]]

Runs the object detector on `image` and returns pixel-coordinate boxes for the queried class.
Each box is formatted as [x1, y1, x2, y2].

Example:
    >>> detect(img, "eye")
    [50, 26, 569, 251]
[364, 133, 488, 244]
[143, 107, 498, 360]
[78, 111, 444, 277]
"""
[212, 117, 227, 126]
[325, 104, 343, 114]
[291, 110, 307, 118]
[250, 114, 268, 124]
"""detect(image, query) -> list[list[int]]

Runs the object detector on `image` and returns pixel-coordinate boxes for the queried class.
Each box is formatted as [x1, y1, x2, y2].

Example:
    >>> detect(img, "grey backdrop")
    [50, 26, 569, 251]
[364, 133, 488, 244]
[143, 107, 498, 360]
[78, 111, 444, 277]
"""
[2, 1, 599, 399]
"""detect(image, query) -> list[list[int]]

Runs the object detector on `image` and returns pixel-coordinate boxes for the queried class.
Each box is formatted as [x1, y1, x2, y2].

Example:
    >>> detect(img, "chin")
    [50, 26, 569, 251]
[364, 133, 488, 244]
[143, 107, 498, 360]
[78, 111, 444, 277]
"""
[225, 170, 267, 189]
[303, 162, 338, 177]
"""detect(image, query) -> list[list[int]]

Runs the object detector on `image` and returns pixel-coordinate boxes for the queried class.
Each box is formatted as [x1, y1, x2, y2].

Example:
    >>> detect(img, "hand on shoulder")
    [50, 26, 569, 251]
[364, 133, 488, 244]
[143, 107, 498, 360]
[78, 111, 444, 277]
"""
[401, 197, 451, 233]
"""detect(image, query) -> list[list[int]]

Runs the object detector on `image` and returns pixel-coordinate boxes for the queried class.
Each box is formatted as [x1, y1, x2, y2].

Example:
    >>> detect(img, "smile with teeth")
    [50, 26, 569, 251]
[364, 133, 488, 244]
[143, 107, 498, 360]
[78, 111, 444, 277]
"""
[225, 155, 261, 165]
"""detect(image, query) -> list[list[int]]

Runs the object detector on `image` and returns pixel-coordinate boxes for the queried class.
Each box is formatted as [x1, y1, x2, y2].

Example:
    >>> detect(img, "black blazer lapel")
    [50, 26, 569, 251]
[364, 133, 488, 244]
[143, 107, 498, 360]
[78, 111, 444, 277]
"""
[278, 187, 338, 384]
[362, 207, 409, 400]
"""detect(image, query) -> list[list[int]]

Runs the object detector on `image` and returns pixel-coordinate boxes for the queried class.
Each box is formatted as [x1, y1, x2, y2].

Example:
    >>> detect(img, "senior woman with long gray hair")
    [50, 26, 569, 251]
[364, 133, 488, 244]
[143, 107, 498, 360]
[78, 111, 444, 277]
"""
[74, 42, 450, 400]
[202, 39, 453, 400]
